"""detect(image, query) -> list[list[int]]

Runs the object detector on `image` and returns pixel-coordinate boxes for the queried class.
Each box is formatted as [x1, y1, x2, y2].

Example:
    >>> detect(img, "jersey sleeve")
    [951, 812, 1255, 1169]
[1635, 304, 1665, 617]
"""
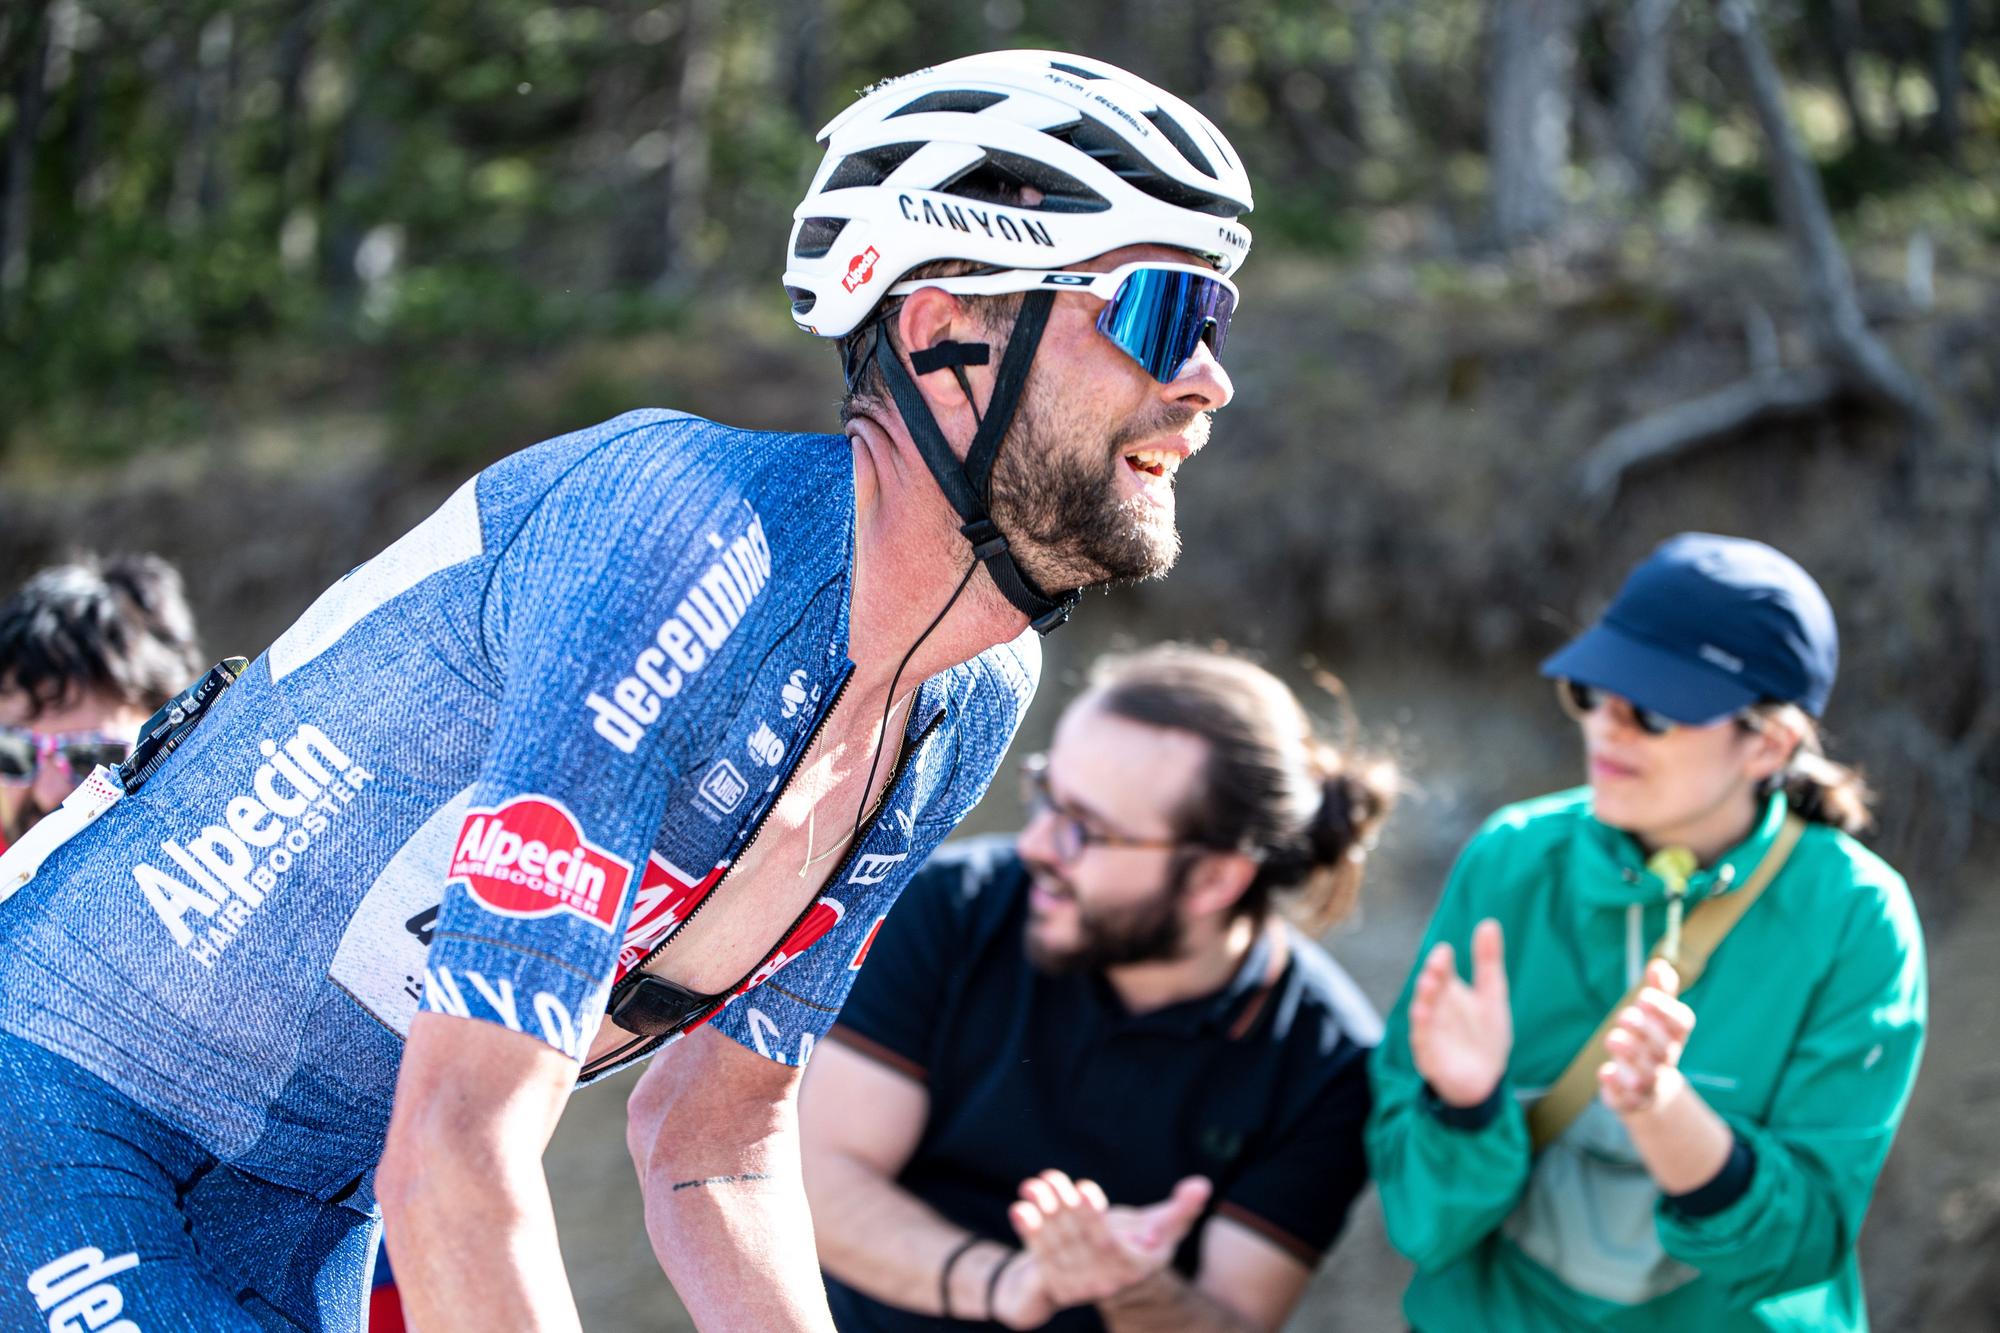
[707, 640, 1038, 1067]
[421, 423, 760, 1060]
[821, 842, 1002, 1080]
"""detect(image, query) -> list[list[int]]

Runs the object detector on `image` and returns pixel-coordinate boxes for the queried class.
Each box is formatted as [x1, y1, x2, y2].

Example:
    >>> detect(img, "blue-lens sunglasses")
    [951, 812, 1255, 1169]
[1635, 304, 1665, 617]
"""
[886, 260, 1239, 384]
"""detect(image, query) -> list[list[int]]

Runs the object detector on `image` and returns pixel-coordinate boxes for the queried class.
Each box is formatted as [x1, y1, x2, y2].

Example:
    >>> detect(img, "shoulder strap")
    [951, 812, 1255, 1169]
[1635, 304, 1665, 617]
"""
[1526, 813, 1806, 1153]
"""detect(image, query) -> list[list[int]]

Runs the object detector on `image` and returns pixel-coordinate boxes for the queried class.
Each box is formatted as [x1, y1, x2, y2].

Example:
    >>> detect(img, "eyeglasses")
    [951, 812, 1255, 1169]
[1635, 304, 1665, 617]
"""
[0, 726, 134, 786]
[886, 261, 1239, 384]
[1018, 753, 1187, 864]
[1555, 680, 1765, 738]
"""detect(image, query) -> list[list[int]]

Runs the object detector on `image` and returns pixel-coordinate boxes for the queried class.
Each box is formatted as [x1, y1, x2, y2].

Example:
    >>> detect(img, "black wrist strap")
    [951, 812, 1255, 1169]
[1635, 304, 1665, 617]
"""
[986, 1248, 1021, 1321]
[940, 1232, 981, 1320]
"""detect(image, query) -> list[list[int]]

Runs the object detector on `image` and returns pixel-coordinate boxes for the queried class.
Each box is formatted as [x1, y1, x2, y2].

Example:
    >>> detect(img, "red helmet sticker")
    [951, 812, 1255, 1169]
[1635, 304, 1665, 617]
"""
[449, 795, 632, 932]
[615, 853, 728, 980]
[841, 246, 881, 293]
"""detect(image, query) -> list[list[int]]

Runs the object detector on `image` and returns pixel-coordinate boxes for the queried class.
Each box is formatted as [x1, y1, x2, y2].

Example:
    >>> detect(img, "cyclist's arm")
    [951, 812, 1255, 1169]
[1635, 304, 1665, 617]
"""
[626, 1024, 836, 1332]
[379, 1011, 584, 1333]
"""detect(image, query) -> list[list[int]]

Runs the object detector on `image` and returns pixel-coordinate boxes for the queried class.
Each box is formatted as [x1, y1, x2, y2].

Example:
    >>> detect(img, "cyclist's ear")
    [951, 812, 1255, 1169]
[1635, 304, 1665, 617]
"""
[893, 286, 991, 419]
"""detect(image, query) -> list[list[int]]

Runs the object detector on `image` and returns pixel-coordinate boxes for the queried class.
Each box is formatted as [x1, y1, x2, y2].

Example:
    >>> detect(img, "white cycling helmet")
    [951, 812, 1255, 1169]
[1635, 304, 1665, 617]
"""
[785, 49, 1254, 338]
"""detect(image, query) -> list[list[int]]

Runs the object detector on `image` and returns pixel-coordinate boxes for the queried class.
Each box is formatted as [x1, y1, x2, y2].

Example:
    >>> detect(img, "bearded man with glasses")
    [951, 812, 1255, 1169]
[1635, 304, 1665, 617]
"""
[802, 644, 1396, 1332]
[0, 554, 204, 854]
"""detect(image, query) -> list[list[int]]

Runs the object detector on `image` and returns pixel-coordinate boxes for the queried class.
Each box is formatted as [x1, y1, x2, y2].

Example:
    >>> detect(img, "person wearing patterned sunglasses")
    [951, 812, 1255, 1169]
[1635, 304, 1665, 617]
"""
[0, 553, 204, 854]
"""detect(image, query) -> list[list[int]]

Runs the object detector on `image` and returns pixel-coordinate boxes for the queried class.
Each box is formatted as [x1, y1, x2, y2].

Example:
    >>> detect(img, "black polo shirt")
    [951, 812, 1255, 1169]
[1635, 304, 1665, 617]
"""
[820, 836, 1379, 1332]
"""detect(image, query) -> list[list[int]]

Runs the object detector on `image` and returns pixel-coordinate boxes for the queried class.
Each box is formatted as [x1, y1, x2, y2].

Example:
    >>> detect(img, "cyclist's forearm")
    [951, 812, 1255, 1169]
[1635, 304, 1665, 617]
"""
[638, 1119, 836, 1331]
[381, 1139, 582, 1333]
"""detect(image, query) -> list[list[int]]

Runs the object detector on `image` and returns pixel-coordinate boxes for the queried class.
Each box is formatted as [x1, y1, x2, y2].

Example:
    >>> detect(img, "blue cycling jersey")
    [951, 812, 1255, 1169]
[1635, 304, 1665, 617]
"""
[0, 409, 1038, 1194]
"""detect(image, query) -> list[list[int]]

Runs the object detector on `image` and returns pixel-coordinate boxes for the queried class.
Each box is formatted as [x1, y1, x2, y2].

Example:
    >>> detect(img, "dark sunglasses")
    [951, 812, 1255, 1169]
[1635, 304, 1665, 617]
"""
[1555, 679, 1682, 737]
[1018, 752, 1187, 864]
[888, 261, 1240, 384]
[1555, 680, 1766, 739]
[0, 726, 134, 785]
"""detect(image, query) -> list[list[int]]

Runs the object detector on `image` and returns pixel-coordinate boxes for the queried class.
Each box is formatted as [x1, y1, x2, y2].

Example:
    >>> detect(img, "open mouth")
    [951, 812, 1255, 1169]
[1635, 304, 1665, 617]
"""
[1123, 447, 1183, 481]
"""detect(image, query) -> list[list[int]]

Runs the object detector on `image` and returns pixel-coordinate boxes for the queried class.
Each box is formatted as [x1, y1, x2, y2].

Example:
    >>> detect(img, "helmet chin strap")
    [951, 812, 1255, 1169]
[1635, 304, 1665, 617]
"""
[865, 291, 1080, 635]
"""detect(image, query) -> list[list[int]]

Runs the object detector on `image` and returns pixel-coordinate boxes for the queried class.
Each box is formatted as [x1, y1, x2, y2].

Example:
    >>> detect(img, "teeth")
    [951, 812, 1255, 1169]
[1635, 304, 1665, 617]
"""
[1125, 448, 1182, 476]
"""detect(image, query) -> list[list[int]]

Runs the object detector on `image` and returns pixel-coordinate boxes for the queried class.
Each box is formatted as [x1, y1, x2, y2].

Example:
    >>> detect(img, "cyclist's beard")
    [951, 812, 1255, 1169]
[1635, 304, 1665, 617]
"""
[1023, 856, 1193, 976]
[986, 383, 1202, 593]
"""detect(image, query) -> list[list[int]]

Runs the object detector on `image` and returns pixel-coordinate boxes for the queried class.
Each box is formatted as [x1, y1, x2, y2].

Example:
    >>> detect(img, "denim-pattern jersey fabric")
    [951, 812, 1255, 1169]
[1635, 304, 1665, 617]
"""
[0, 409, 1038, 1329]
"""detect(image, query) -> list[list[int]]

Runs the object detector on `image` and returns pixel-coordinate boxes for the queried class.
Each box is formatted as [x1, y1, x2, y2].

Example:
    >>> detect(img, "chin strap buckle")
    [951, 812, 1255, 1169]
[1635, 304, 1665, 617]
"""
[958, 518, 1011, 563]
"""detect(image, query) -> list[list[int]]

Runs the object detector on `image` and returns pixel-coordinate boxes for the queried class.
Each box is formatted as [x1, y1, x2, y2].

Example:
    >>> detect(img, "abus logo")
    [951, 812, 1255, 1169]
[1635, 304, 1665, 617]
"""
[26, 1245, 141, 1333]
[587, 506, 774, 754]
[133, 722, 369, 967]
[841, 245, 880, 293]
[449, 795, 632, 932]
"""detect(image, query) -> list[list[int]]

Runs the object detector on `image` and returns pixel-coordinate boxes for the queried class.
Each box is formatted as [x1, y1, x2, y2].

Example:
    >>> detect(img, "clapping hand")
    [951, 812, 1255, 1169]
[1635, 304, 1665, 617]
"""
[996, 1169, 1210, 1320]
[1409, 918, 1514, 1108]
[1598, 959, 1695, 1116]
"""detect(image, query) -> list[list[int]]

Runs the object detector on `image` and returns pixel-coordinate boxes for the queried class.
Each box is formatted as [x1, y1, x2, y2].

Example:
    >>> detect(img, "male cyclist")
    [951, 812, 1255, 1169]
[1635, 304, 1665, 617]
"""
[0, 51, 1252, 1333]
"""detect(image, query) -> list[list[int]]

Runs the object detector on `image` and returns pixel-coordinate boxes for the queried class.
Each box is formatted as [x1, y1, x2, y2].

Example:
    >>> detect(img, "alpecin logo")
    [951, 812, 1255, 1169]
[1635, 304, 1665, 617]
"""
[841, 245, 880, 292]
[587, 504, 774, 754]
[449, 794, 631, 932]
[132, 723, 369, 967]
[26, 1244, 142, 1333]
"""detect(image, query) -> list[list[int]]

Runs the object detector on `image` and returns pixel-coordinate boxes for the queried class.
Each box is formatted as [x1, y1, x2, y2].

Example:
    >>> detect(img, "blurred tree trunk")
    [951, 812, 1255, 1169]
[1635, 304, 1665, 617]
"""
[656, 0, 719, 291]
[1719, 0, 1935, 430]
[1354, 0, 1411, 156]
[1487, 0, 1577, 246]
[1811, 0, 1873, 149]
[776, 0, 827, 132]
[268, 0, 318, 215]
[1930, 0, 1969, 157]
[172, 13, 235, 231]
[1614, 0, 1677, 187]
[1, 0, 52, 311]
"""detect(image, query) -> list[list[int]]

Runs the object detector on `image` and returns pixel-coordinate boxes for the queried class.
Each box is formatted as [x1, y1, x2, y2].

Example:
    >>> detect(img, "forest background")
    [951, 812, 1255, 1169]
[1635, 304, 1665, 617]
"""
[1, 0, 1997, 1328]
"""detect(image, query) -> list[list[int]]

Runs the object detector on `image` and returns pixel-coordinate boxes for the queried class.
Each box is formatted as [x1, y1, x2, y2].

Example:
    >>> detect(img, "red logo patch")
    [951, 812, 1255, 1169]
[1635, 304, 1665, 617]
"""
[615, 854, 728, 980]
[841, 246, 881, 293]
[449, 795, 632, 932]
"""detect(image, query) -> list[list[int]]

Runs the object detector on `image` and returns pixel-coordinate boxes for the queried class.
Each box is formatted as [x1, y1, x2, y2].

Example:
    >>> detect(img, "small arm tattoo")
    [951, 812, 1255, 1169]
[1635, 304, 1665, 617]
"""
[671, 1172, 776, 1192]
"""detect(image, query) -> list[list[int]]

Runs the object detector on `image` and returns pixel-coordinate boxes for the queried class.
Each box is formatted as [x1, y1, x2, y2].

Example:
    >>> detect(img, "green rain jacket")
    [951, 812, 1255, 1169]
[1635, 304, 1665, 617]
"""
[1367, 788, 1926, 1331]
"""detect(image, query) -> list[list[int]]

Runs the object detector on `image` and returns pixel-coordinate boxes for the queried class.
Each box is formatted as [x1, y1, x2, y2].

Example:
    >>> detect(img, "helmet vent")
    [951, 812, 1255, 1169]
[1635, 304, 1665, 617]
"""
[1044, 115, 1241, 217]
[1048, 60, 1106, 80]
[887, 89, 1007, 118]
[824, 141, 926, 192]
[941, 149, 1109, 214]
[792, 217, 848, 259]
[1143, 110, 1216, 178]
[785, 285, 817, 316]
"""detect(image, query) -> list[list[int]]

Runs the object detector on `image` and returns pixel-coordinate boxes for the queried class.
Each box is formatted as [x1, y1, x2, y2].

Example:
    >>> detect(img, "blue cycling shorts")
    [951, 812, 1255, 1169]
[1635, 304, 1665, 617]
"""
[0, 1031, 377, 1332]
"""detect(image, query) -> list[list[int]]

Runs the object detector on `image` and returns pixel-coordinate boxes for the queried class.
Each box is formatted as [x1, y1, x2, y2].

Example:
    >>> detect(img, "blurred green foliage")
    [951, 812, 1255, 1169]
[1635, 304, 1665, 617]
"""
[0, 0, 1991, 461]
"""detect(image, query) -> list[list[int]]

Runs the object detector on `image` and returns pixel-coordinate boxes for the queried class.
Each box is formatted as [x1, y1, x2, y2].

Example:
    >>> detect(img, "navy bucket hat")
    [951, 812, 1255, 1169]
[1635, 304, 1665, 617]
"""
[1540, 533, 1839, 725]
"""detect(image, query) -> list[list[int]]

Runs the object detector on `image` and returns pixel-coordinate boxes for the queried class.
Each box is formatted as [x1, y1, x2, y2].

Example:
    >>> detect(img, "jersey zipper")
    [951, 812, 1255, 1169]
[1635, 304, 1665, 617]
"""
[623, 665, 854, 978]
[584, 689, 943, 1081]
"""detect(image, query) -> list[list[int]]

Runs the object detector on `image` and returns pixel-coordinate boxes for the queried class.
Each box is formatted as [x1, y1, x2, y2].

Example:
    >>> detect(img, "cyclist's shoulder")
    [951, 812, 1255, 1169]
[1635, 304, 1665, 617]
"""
[480, 409, 848, 516]
[934, 628, 1042, 727]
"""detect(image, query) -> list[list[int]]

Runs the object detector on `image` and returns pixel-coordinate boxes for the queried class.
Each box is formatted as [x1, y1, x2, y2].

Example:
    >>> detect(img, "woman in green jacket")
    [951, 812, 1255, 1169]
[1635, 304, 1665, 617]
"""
[1367, 533, 1926, 1331]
